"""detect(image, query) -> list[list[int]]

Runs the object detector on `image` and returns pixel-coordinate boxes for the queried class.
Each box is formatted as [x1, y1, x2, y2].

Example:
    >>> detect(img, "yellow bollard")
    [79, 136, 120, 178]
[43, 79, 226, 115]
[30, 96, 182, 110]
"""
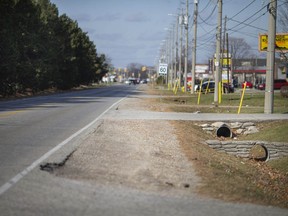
[173, 80, 177, 93]
[218, 82, 222, 104]
[182, 86, 185, 92]
[174, 79, 179, 95]
[238, 82, 247, 114]
[205, 79, 210, 94]
[197, 80, 203, 105]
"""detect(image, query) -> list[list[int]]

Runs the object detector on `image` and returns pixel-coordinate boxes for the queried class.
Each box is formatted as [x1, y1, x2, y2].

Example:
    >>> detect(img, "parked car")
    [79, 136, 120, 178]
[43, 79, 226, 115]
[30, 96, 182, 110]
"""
[195, 81, 234, 93]
[140, 79, 148, 84]
[257, 79, 288, 90]
[223, 83, 235, 93]
[242, 81, 253, 88]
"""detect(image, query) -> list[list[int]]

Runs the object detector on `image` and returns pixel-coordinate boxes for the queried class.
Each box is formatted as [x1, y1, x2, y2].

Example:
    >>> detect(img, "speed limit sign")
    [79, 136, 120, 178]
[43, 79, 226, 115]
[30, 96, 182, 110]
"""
[158, 63, 168, 75]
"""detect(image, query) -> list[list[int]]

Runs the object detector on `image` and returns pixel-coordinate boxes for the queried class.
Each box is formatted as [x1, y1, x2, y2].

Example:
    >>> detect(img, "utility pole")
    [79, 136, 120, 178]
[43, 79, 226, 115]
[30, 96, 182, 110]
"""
[214, 0, 222, 105]
[175, 17, 179, 84]
[264, 0, 277, 114]
[171, 25, 175, 85]
[191, 0, 198, 94]
[179, 11, 183, 87]
[226, 32, 230, 90]
[184, 0, 189, 92]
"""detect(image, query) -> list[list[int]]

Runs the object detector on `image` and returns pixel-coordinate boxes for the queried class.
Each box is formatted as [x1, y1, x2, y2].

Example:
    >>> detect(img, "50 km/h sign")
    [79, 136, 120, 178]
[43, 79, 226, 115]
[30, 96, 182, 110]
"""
[158, 63, 168, 75]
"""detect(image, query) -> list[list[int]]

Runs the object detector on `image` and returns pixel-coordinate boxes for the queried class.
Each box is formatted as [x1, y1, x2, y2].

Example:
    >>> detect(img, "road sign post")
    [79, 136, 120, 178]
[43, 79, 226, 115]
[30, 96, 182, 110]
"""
[158, 63, 168, 75]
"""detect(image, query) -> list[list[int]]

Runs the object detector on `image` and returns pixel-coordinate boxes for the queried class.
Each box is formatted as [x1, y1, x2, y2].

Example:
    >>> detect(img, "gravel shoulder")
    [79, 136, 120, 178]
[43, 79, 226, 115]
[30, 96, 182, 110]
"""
[55, 86, 201, 195]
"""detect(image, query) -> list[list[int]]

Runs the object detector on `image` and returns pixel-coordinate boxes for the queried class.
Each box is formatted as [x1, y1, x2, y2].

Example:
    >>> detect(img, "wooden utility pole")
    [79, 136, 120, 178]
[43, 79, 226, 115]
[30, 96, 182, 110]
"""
[214, 0, 222, 104]
[191, 0, 198, 94]
[179, 10, 183, 87]
[264, 0, 277, 114]
[184, 0, 189, 92]
[226, 32, 230, 91]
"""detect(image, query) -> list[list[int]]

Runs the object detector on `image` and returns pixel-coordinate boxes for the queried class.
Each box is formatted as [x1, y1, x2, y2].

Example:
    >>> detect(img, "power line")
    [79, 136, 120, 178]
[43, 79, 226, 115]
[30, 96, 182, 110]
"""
[229, 0, 257, 20]
[228, 18, 267, 32]
[228, 3, 268, 32]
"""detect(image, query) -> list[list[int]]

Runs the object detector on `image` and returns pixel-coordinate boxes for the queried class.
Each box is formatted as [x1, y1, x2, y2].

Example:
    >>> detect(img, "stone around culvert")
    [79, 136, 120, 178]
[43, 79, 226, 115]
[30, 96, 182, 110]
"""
[243, 126, 259, 135]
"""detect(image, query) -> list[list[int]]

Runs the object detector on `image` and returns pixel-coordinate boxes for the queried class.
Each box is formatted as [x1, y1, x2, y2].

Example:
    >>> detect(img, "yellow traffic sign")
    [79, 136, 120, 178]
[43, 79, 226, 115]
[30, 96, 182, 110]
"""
[259, 33, 288, 52]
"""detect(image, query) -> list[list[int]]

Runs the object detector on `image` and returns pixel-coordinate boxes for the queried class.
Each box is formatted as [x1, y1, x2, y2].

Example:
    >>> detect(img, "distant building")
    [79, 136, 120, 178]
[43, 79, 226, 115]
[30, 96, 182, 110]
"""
[232, 58, 288, 87]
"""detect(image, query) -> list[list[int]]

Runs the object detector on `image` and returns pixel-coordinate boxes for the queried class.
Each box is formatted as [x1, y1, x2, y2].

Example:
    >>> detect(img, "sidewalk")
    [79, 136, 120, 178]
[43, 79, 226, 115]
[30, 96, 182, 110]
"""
[104, 109, 288, 121]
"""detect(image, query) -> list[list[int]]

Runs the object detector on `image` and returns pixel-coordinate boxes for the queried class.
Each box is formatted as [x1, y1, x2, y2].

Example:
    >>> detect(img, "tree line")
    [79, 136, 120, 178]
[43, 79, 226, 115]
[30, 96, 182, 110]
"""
[0, 0, 109, 96]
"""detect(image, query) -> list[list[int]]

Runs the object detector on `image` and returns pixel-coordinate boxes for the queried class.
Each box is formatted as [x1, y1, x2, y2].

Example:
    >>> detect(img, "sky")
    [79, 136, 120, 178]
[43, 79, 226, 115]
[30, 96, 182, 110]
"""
[50, 0, 271, 69]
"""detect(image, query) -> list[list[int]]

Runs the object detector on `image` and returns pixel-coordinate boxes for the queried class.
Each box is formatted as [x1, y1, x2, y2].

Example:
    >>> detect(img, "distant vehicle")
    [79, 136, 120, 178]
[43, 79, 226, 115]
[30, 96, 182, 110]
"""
[257, 79, 288, 90]
[195, 81, 234, 93]
[124, 80, 131, 84]
[242, 81, 253, 88]
[140, 79, 148, 84]
[128, 78, 137, 85]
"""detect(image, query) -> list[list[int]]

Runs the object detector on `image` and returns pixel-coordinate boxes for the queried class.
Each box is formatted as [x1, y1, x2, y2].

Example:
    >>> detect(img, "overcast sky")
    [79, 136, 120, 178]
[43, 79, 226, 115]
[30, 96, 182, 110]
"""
[50, 0, 271, 69]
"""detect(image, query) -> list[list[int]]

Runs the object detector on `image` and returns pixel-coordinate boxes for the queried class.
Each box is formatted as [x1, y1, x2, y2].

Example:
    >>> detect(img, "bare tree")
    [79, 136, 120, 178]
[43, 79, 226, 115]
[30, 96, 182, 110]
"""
[127, 63, 142, 78]
[230, 37, 252, 60]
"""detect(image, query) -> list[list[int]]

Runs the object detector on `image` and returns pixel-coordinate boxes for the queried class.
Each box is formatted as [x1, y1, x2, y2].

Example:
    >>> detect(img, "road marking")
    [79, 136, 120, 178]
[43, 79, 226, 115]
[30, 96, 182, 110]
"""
[0, 97, 126, 196]
[0, 110, 25, 118]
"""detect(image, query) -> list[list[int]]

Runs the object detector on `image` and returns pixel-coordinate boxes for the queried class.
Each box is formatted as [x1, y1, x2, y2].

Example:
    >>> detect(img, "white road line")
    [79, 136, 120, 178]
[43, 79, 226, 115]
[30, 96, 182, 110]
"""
[0, 97, 126, 196]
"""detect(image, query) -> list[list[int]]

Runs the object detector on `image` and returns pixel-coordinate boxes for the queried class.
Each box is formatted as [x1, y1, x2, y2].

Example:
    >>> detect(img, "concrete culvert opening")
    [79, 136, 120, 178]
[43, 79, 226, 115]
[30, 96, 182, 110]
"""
[249, 144, 269, 161]
[216, 125, 232, 138]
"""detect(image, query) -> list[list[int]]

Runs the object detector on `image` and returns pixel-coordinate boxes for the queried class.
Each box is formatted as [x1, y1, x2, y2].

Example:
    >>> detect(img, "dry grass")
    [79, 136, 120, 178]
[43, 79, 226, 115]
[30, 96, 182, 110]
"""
[173, 121, 288, 208]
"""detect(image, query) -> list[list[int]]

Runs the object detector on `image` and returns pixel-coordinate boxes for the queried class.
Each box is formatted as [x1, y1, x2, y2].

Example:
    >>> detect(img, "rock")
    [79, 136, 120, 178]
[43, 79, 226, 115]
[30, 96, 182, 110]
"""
[200, 123, 210, 128]
[206, 140, 221, 145]
[230, 122, 243, 129]
[211, 122, 226, 128]
[236, 128, 244, 134]
[202, 127, 214, 131]
[242, 122, 255, 128]
[243, 126, 259, 135]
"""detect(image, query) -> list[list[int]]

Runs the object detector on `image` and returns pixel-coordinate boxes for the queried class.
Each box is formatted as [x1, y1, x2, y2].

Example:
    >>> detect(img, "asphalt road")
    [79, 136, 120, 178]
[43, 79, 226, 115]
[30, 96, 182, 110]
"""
[0, 84, 137, 191]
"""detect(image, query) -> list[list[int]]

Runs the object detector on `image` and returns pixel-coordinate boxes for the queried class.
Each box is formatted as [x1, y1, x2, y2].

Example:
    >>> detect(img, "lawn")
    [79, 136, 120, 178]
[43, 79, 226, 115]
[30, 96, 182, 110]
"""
[149, 86, 288, 114]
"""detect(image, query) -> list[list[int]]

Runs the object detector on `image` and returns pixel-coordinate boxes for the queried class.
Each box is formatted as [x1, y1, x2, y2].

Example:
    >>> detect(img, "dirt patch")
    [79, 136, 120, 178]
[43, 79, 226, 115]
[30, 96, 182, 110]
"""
[55, 119, 200, 194]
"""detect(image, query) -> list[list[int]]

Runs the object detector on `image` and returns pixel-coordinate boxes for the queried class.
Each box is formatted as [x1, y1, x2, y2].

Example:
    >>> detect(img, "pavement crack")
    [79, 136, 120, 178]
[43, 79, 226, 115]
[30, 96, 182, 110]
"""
[40, 150, 75, 173]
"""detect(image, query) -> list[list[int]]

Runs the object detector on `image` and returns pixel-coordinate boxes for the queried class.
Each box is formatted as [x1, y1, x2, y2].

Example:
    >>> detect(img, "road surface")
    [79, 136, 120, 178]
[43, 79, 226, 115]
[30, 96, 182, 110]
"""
[0, 85, 136, 190]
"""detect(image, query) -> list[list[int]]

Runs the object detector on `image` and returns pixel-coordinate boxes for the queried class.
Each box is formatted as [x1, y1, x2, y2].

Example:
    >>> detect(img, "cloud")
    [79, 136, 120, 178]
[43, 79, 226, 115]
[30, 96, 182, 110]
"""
[125, 12, 150, 22]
